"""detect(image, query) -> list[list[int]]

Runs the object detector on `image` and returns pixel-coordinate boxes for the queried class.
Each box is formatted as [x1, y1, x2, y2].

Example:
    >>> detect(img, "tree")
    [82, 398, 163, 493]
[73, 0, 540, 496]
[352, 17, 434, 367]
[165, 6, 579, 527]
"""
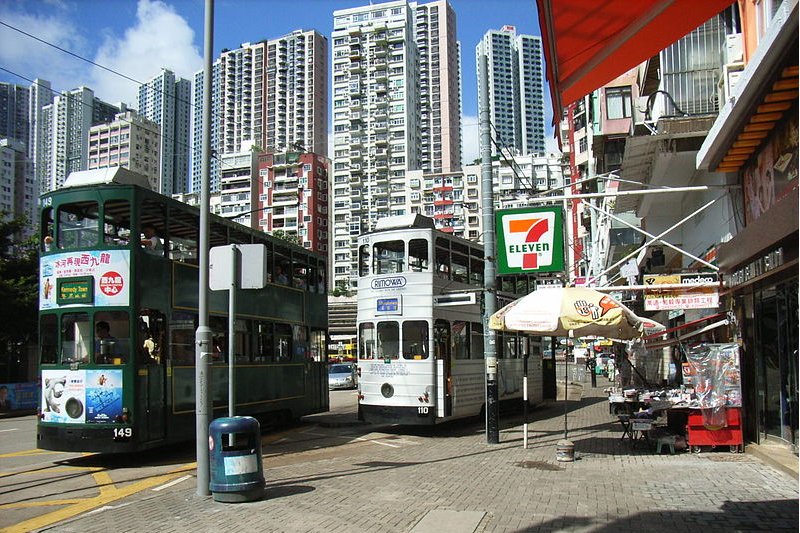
[0, 213, 39, 356]
[271, 230, 301, 246]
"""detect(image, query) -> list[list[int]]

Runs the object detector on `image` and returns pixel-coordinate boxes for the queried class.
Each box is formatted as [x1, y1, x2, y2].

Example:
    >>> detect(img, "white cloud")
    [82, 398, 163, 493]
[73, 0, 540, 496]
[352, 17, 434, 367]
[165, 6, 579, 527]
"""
[461, 114, 480, 166]
[0, 5, 89, 91]
[90, 0, 203, 106]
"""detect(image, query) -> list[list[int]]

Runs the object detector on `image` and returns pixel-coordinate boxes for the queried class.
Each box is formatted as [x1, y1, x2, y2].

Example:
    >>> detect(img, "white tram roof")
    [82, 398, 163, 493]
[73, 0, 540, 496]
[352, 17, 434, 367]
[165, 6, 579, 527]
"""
[63, 166, 151, 189]
[374, 214, 435, 231]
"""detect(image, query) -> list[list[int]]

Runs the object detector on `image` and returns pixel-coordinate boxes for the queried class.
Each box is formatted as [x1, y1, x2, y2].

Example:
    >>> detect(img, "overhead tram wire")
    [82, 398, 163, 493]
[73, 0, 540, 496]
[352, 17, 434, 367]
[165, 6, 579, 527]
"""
[0, 20, 199, 117]
[0, 18, 255, 161]
[487, 120, 536, 193]
[0, 67, 241, 178]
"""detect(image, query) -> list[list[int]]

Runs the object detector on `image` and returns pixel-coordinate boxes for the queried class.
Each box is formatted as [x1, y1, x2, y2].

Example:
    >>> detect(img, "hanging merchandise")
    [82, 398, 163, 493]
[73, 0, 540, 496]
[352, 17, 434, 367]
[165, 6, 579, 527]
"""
[684, 343, 741, 426]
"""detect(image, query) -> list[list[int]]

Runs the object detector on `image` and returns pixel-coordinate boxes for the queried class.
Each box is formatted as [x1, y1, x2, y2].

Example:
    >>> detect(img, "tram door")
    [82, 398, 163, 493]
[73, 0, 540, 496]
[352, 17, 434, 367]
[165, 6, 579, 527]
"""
[434, 319, 453, 417]
[138, 311, 166, 443]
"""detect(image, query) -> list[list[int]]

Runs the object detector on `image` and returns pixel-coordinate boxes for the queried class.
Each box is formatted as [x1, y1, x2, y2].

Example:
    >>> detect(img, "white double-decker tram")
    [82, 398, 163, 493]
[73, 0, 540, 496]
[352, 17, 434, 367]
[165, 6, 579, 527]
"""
[356, 215, 543, 425]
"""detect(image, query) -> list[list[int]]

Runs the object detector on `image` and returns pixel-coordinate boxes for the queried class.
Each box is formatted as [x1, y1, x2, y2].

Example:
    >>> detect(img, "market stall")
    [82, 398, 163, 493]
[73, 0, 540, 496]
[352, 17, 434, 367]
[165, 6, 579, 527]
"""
[607, 342, 743, 453]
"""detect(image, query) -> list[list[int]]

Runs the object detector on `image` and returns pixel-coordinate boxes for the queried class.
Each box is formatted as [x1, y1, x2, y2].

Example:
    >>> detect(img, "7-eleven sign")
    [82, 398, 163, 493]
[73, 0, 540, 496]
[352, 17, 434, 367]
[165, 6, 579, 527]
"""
[496, 207, 565, 274]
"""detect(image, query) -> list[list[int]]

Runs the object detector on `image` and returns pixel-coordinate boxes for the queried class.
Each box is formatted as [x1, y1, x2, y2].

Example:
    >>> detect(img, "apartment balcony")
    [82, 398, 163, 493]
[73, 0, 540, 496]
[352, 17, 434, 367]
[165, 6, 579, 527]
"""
[349, 99, 362, 110]
[434, 199, 454, 206]
[348, 26, 361, 36]
[433, 212, 454, 220]
[374, 32, 387, 44]
[349, 151, 363, 161]
[433, 185, 453, 193]
[349, 62, 364, 74]
[373, 122, 388, 132]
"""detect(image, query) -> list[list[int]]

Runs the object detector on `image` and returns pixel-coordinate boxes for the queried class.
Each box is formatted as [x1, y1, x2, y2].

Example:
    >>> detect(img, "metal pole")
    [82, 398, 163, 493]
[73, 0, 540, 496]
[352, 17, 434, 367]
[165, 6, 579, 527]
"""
[564, 337, 569, 440]
[479, 53, 498, 444]
[523, 353, 528, 449]
[228, 245, 239, 418]
[195, 0, 214, 498]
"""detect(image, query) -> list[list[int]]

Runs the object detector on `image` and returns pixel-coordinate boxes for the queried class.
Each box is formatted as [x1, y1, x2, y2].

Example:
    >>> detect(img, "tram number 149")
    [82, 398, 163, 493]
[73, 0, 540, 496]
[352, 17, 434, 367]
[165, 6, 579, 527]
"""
[417, 406, 429, 416]
[113, 427, 133, 440]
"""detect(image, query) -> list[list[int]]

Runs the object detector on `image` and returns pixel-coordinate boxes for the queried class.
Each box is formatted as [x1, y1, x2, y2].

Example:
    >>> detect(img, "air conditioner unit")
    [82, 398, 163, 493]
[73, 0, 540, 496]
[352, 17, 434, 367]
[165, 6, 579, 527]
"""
[725, 33, 743, 64]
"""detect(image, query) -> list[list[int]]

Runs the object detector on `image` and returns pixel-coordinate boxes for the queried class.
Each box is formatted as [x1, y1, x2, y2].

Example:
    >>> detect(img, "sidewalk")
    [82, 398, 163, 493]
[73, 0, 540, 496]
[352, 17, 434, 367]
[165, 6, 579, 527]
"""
[43, 384, 798, 533]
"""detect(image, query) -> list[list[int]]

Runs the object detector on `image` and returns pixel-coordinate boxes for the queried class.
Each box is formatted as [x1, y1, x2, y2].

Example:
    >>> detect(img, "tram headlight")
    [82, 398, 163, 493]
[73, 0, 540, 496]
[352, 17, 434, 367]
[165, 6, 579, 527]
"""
[381, 383, 394, 398]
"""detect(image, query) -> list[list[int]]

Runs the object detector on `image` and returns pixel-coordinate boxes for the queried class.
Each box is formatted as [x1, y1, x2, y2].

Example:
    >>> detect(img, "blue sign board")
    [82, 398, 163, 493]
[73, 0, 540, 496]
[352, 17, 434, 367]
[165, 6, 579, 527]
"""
[377, 297, 400, 313]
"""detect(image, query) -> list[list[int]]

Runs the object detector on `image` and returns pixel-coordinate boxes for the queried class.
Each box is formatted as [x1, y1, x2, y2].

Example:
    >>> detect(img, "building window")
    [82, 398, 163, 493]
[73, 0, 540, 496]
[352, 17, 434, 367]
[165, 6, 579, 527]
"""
[606, 86, 632, 119]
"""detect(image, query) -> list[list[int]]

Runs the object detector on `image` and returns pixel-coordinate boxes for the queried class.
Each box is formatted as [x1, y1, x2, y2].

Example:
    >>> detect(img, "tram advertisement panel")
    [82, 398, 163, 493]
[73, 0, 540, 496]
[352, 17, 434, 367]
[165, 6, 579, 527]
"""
[40, 250, 131, 310]
[41, 369, 123, 424]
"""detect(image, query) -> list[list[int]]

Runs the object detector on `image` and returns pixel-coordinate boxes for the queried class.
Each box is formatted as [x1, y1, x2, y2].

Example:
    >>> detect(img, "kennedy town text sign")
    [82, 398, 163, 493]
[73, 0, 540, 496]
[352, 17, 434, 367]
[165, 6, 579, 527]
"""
[495, 206, 565, 275]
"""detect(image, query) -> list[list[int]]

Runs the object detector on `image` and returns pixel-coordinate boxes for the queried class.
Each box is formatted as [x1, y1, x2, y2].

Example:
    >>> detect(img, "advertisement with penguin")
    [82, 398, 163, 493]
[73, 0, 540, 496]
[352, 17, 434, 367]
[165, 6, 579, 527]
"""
[41, 369, 123, 424]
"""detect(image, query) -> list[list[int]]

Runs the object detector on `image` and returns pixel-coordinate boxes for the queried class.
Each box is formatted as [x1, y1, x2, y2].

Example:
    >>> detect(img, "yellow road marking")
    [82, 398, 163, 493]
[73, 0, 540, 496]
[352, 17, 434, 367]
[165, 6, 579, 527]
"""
[91, 471, 116, 497]
[1, 471, 189, 533]
[0, 449, 64, 459]
[0, 466, 102, 479]
[1, 499, 84, 509]
[1, 425, 304, 532]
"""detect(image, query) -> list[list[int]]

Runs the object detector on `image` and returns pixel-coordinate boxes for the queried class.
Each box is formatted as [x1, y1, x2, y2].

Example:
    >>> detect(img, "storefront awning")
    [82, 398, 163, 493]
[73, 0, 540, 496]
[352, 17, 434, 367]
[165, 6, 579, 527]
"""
[536, 0, 735, 121]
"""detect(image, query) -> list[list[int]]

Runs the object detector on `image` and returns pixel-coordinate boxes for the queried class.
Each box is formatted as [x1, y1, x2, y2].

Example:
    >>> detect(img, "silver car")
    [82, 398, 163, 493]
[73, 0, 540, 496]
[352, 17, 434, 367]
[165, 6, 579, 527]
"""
[328, 363, 357, 390]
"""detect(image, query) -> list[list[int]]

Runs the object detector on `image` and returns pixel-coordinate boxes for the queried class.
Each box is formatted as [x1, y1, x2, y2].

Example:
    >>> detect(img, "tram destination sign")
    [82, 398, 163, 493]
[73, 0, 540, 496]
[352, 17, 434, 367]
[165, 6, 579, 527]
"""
[57, 276, 94, 305]
[496, 206, 565, 275]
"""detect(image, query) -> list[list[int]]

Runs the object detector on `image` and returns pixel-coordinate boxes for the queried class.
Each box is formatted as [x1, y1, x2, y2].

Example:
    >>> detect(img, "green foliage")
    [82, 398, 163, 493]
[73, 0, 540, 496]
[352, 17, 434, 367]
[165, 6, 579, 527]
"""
[0, 212, 39, 350]
[271, 229, 301, 246]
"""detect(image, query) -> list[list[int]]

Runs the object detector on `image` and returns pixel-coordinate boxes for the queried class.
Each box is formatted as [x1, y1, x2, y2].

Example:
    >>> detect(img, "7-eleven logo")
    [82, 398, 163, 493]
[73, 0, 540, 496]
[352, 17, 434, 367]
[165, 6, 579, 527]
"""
[503, 212, 555, 270]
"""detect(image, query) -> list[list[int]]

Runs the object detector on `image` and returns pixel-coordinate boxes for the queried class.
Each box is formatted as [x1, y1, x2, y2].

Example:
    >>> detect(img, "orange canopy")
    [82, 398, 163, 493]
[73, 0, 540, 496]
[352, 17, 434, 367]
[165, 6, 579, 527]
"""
[536, 0, 736, 121]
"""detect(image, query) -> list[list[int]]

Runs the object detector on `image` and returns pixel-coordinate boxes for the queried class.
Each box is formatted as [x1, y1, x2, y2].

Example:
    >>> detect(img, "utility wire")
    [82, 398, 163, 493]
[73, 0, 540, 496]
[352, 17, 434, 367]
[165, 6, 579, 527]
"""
[486, 120, 536, 193]
[0, 67, 240, 180]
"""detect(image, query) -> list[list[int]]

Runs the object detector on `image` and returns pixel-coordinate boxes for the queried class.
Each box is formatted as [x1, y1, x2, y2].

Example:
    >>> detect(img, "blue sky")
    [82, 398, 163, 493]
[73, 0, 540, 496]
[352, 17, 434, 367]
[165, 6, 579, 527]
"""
[0, 0, 552, 161]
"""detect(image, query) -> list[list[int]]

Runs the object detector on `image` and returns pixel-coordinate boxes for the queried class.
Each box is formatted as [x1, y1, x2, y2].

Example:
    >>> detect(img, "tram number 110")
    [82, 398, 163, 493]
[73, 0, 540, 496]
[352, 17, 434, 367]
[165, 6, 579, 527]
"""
[417, 406, 429, 416]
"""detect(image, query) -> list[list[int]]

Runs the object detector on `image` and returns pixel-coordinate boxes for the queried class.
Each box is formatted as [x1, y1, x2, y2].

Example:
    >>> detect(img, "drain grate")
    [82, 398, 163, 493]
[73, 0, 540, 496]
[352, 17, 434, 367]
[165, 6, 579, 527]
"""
[513, 460, 563, 471]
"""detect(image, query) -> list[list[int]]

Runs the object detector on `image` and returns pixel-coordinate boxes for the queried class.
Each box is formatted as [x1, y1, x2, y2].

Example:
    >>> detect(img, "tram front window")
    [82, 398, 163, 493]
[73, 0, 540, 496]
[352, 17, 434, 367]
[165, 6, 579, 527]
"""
[359, 322, 376, 360]
[40, 315, 57, 364]
[61, 312, 91, 363]
[376, 322, 399, 359]
[402, 320, 429, 360]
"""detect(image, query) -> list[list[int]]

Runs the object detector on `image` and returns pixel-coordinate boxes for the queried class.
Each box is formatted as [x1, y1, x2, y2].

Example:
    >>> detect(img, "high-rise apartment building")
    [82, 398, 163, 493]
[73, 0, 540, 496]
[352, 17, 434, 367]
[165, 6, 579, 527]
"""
[38, 87, 119, 192]
[476, 25, 546, 157]
[0, 82, 29, 145]
[190, 64, 220, 193]
[254, 151, 329, 254]
[0, 138, 37, 233]
[190, 30, 327, 194]
[88, 110, 161, 190]
[138, 69, 191, 196]
[330, 0, 461, 290]
[28, 79, 53, 184]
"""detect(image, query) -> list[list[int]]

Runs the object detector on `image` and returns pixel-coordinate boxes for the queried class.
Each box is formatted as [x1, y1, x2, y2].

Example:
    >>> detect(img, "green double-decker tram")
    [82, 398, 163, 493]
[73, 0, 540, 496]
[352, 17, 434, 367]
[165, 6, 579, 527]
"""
[37, 170, 329, 453]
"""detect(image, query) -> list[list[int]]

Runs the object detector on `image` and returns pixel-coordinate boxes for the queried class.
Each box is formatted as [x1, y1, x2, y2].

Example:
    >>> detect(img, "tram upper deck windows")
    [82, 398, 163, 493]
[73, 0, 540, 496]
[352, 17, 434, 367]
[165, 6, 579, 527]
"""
[103, 200, 131, 246]
[359, 244, 370, 277]
[58, 202, 99, 250]
[374, 240, 404, 274]
[408, 238, 429, 272]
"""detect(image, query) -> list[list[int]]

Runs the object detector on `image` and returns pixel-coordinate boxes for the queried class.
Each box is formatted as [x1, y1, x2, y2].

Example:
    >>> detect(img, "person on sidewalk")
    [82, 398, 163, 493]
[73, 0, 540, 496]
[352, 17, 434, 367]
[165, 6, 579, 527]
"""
[587, 356, 597, 388]
[618, 352, 633, 388]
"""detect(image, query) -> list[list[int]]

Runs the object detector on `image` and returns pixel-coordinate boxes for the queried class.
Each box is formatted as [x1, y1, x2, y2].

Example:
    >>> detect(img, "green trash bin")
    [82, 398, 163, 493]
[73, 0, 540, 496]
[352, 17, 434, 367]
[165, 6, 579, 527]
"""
[209, 416, 265, 502]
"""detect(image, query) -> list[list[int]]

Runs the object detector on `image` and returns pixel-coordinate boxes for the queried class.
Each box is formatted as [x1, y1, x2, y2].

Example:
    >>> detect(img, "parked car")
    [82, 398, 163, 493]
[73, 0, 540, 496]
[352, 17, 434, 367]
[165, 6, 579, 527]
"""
[328, 363, 357, 390]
